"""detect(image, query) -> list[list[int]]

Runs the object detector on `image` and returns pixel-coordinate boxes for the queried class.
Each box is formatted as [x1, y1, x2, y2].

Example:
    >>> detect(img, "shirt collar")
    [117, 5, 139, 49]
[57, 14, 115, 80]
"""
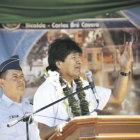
[1, 94, 29, 107]
[2, 94, 14, 107]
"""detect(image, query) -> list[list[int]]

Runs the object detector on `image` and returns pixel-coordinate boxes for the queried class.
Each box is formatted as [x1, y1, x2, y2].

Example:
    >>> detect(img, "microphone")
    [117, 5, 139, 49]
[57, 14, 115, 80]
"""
[7, 85, 91, 128]
[7, 112, 33, 127]
[84, 70, 99, 103]
[7, 120, 19, 127]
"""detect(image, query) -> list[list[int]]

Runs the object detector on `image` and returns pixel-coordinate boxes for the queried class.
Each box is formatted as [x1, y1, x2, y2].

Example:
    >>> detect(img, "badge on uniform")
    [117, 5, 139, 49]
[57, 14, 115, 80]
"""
[9, 115, 19, 119]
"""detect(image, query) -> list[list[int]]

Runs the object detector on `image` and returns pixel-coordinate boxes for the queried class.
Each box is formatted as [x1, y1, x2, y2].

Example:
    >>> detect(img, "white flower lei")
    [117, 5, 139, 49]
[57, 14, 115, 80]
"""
[44, 70, 73, 118]
[44, 70, 90, 118]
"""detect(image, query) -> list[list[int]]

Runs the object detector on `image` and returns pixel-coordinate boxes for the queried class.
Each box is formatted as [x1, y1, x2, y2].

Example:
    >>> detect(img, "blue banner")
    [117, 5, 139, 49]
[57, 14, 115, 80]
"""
[0, 19, 140, 115]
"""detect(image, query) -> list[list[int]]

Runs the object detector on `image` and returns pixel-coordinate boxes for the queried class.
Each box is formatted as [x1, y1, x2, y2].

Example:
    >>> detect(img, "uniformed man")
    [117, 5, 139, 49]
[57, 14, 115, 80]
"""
[0, 55, 41, 140]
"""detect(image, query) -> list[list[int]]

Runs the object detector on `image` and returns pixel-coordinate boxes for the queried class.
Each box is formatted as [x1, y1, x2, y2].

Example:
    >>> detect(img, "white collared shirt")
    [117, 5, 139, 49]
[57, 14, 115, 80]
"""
[0, 94, 41, 140]
[33, 78, 111, 127]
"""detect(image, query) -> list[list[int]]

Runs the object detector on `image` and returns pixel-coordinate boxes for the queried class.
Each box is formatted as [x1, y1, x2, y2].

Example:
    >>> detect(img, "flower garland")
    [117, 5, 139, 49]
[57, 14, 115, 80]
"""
[74, 78, 89, 115]
[45, 70, 90, 117]
[60, 77, 89, 117]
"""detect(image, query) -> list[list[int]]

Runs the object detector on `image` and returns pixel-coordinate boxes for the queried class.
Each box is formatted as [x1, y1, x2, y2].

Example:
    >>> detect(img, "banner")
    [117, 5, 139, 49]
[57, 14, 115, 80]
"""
[0, 18, 140, 115]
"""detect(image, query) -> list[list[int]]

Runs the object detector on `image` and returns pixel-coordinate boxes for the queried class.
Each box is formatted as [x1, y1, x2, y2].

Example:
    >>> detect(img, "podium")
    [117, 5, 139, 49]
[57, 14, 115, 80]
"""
[48, 115, 140, 140]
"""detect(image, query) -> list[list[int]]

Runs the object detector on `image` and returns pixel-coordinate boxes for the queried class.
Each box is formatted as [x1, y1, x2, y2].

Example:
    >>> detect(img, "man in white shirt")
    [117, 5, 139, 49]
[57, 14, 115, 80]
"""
[0, 55, 41, 140]
[33, 37, 132, 138]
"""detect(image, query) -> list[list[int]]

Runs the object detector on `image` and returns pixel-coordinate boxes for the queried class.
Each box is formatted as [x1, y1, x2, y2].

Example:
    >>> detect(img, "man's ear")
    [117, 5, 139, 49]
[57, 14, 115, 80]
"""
[0, 79, 3, 88]
[56, 61, 62, 70]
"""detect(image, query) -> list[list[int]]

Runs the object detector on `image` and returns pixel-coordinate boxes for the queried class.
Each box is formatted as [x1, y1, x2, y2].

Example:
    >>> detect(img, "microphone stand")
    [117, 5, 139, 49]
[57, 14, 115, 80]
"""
[7, 85, 91, 140]
[26, 122, 29, 140]
[34, 85, 90, 114]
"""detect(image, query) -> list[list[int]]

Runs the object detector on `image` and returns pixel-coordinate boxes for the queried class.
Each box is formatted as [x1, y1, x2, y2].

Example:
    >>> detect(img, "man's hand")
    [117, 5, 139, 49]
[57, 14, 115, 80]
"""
[55, 122, 68, 136]
[109, 42, 133, 104]
[117, 42, 132, 73]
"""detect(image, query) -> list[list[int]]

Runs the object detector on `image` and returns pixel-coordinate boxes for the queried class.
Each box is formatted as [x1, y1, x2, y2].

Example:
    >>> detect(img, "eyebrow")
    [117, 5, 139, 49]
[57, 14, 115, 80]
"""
[11, 73, 24, 76]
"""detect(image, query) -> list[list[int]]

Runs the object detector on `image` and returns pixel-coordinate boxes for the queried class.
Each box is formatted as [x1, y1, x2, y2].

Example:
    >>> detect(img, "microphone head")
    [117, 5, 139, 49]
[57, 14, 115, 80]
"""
[85, 70, 98, 101]
[84, 70, 92, 78]
[84, 70, 93, 83]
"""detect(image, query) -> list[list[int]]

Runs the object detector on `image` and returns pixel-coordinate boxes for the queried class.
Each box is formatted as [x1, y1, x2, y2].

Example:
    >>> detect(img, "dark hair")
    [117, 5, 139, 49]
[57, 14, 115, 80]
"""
[46, 37, 82, 71]
[0, 71, 8, 79]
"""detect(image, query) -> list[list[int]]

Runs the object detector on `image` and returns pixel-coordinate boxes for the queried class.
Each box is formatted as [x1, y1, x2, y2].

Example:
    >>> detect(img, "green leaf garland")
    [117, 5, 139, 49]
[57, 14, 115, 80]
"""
[59, 77, 89, 117]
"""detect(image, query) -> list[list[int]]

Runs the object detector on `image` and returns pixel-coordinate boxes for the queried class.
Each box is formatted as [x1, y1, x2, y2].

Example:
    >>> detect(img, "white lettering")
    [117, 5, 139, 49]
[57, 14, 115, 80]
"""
[25, 23, 46, 28]
[81, 22, 99, 28]
[51, 23, 69, 28]
[70, 22, 80, 28]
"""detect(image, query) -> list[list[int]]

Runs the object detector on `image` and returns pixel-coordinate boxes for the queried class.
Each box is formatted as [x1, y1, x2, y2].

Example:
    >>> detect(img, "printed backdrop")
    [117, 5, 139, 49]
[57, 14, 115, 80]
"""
[0, 19, 140, 115]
